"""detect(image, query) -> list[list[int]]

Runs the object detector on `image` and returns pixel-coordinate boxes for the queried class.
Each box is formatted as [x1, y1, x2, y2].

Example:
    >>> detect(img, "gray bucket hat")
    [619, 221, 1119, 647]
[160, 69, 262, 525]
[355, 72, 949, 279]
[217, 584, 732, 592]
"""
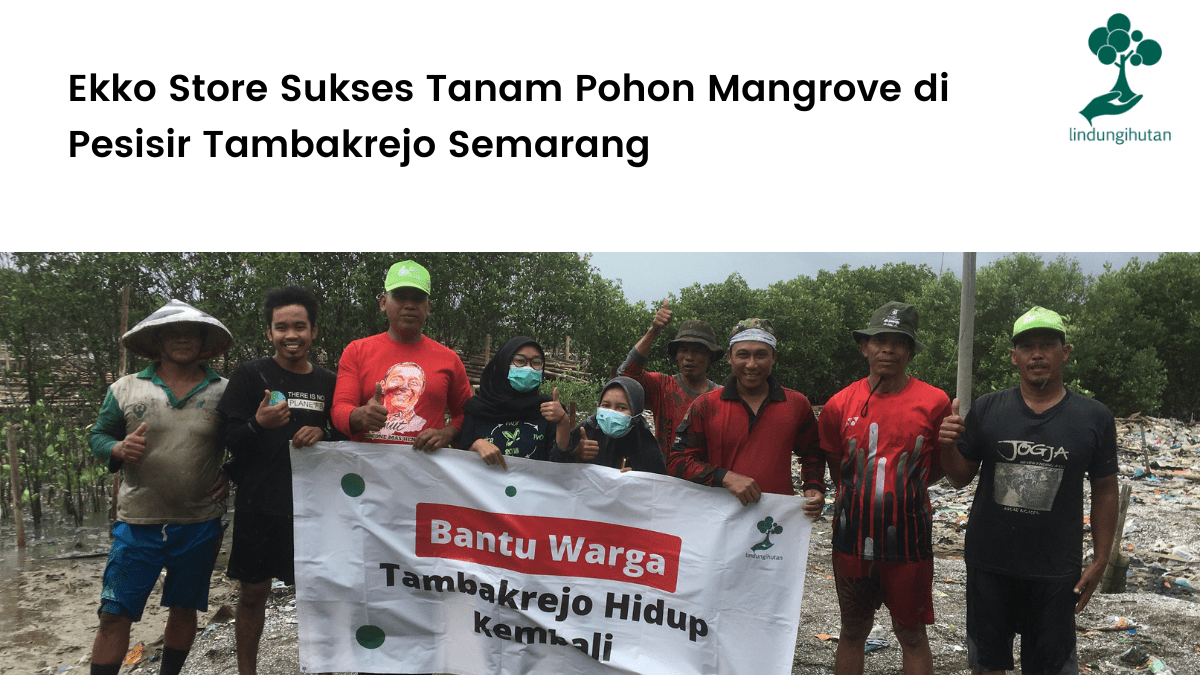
[852, 301, 925, 355]
[667, 320, 725, 360]
[122, 299, 234, 360]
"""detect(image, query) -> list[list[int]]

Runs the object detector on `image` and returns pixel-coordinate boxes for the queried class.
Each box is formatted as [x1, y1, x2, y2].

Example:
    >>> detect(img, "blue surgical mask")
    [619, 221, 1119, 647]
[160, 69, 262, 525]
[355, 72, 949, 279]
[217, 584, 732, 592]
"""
[507, 366, 543, 392]
[595, 407, 634, 438]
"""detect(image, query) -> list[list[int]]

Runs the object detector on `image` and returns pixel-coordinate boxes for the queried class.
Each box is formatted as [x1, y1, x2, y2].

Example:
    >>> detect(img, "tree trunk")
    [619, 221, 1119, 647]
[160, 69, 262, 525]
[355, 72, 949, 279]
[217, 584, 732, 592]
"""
[1111, 56, 1136, 102]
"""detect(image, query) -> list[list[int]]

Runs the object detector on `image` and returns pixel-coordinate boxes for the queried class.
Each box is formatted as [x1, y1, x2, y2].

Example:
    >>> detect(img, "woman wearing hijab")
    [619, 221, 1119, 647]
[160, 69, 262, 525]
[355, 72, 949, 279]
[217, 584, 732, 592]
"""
[458, 336, 569, 468]
[550, 376, 668, 474]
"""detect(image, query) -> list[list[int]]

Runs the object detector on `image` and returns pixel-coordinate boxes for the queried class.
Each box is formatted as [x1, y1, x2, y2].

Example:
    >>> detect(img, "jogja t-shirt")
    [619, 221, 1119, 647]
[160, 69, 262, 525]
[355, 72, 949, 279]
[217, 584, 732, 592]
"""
[958, 387, 1118, 581]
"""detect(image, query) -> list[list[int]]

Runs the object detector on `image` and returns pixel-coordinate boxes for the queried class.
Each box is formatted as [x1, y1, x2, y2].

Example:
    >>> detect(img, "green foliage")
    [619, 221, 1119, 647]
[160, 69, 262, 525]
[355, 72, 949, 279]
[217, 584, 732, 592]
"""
[1122, 253, 1200, 417]
[4, 250, 1200, 524]
[1070, 261, 1167, 415]
[906, 270, 962, 395]
[971, 253, 1089, 399]
[802, 263, 936, 400]
[549, 376, 607, 421]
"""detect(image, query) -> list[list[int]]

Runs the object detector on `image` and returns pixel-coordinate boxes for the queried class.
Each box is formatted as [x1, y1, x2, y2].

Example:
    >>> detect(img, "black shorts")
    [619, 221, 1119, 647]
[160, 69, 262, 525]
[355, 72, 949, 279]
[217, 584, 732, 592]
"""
[966, 566, 1079, 675]
[227, 512, 295, 586]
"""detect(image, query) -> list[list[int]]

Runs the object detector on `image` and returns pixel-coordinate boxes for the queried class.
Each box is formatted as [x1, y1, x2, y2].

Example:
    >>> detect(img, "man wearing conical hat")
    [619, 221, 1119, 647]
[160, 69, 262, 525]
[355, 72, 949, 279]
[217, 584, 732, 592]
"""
[87, 299, 233, 675]
[815, 301, 951, 675]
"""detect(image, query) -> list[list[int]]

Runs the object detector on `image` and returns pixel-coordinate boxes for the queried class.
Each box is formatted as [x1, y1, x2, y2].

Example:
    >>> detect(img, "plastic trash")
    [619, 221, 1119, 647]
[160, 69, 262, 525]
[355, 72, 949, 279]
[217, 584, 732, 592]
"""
[1147, 657, 1175, 674]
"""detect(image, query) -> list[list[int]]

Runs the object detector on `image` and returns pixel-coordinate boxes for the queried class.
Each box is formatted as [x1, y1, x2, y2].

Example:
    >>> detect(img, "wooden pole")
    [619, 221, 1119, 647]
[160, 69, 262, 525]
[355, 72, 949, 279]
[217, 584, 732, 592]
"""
[483, 334, 491, 366]
[118, 284, 130, 377]
[7, 424, 24, 548]
[956, 253, 977, 417]
[1101, 482, 1133, 593]
[565, 336, 571, 362]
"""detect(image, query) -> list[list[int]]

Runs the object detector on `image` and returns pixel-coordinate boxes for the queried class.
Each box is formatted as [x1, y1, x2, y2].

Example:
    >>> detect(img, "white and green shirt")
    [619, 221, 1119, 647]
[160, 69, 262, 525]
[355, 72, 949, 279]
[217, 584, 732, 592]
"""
[90, 364, 227, 524]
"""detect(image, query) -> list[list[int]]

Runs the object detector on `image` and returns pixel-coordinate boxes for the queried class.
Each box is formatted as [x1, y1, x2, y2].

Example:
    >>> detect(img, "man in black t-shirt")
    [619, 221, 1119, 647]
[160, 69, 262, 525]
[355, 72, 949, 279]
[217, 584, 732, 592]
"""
[939, 306, 1119, 675]
[217, 286, 340, 675]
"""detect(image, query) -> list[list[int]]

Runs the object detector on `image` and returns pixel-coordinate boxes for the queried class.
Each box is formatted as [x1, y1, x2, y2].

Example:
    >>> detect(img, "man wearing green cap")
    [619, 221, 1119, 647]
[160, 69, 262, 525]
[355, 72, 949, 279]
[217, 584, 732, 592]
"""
[939, 306, 1118, 675]
[331, 260, 472, 451]
[667, 318, 825, 506]
[815, 301, 951, 675]
[618, 299, 723, 456]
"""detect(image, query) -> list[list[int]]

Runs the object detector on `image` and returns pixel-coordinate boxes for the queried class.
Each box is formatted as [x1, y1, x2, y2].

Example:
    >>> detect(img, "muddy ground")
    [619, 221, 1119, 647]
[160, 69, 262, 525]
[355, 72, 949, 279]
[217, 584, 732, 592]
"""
[3, 479, 1198, 675]
[4, 415, 1200, 674]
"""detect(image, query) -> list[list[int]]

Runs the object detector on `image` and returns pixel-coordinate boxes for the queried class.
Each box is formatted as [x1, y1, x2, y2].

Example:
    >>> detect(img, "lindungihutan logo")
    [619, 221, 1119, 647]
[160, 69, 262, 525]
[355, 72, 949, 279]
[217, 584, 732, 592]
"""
[1080, 13, 1163, 126]
[751, 517, 783, 552]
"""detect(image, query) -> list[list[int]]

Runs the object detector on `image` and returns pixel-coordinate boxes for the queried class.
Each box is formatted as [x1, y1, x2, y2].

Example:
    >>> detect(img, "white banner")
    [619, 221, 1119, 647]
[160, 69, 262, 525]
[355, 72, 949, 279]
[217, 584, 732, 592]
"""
[291, 441, 811, 674]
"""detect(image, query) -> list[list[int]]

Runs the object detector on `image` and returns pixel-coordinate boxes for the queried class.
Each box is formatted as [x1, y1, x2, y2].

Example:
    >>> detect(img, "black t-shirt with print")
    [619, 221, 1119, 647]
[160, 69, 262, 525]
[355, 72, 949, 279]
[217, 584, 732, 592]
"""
[218, 357, 340, 516]
[958, 387, 1118, 581]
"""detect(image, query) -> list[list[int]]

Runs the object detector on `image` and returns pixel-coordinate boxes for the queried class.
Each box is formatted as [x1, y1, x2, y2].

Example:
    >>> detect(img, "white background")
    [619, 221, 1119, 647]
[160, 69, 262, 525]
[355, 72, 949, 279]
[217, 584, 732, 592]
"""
[4, 2, 1196, 252]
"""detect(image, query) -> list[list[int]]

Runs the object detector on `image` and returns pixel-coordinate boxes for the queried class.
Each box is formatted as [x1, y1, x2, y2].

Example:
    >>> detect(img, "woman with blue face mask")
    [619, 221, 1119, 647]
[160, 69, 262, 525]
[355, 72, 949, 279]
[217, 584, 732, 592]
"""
[550, 376, 667, 474]
[458, 336, 569, 468]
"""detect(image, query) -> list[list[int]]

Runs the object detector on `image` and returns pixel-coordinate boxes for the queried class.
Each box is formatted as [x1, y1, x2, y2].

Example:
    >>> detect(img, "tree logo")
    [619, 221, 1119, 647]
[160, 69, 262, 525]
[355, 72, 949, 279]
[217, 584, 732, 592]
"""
[751, 516, 783, 551]
[1080, 13, 1162, 126]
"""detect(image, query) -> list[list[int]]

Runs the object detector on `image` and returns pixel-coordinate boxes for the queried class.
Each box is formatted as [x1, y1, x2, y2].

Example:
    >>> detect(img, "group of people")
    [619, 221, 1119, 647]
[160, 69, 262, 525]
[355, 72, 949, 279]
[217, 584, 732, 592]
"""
[86, 259, 1118, 675]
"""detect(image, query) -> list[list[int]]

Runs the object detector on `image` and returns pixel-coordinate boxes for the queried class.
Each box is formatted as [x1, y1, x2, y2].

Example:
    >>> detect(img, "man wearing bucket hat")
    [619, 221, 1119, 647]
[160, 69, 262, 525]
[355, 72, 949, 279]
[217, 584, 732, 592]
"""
[87, 299, 234, 675]
[939, 306, 1119, 675]
[815, 301, 951, 675]
[618, 299, 723, 456]
[331, 260, 472, 451]
[667, 318, 825, 505]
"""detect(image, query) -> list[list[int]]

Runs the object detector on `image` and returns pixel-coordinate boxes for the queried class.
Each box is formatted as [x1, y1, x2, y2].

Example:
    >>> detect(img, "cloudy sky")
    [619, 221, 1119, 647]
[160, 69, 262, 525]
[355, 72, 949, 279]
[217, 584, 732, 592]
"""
[586, 252, 1160, 305]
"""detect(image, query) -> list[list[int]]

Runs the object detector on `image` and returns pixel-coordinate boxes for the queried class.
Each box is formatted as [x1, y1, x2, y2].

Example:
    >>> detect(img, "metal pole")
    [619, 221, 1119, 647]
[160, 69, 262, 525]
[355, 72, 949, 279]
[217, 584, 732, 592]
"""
[7, 424, 24, 548]
[956, 253, 977, 416]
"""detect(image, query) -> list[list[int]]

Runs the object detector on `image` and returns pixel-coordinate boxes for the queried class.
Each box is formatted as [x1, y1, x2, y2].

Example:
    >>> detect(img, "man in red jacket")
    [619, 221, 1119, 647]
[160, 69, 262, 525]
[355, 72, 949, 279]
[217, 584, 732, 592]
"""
[667, 318, 825, 505]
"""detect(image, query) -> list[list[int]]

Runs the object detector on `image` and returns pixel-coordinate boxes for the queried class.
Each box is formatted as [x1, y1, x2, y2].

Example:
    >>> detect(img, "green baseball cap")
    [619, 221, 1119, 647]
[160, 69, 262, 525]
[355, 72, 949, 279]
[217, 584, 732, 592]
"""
[384, 260, 431, 294]
[1012, 306, 1066, 344]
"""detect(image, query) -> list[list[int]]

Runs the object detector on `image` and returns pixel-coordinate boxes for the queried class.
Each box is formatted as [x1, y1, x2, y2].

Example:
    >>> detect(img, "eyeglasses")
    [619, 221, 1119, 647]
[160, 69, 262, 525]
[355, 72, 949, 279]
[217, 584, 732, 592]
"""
[511, 354, 545, 370]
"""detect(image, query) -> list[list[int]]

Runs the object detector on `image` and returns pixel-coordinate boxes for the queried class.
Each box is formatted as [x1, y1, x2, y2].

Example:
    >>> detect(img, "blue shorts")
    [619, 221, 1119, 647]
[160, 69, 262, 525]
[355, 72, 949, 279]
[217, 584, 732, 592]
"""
[99, 519, 224, 621]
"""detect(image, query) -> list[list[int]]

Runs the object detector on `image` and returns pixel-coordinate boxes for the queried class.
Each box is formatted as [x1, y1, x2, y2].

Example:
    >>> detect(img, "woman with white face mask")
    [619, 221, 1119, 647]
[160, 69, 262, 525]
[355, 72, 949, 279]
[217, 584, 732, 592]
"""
[550, 376, 667, 474]
[458, 336, 569, 469]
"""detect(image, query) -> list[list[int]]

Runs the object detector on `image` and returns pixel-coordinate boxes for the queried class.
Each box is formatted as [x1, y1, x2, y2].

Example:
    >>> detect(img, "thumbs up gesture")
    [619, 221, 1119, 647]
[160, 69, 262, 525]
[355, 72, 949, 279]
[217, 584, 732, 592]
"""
[541, 387, 566, 424]
[352, 381, 389, 433]
[574, 426, 600, 462]
[938, 398, 965, 450]
[255, 389, 291, 429]
[116, 422, 148, 465]
[653, 299, 673, 330]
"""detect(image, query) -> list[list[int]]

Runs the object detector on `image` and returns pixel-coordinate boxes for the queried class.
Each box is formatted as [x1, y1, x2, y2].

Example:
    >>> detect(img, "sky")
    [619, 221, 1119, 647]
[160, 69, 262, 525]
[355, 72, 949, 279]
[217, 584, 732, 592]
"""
[586, 252, 1162, 305]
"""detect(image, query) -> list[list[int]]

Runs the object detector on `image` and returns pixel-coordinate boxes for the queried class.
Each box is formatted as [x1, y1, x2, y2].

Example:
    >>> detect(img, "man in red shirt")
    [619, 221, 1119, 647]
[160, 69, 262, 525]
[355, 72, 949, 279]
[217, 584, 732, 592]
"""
[667, 318, 825, 504]
[331, 260, 472, 450]
[815, 301, 950, 675]
[619, 299, 723, 456]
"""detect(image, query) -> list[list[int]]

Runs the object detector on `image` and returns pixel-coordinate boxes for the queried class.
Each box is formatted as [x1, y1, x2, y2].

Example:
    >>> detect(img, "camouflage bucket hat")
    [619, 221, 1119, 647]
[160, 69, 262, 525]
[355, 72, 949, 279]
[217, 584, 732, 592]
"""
[1012, 306, 1067, 344]
[852, 301, 925, 355]
[667, 320, 725, 360]
[122, 299, 234, 361]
